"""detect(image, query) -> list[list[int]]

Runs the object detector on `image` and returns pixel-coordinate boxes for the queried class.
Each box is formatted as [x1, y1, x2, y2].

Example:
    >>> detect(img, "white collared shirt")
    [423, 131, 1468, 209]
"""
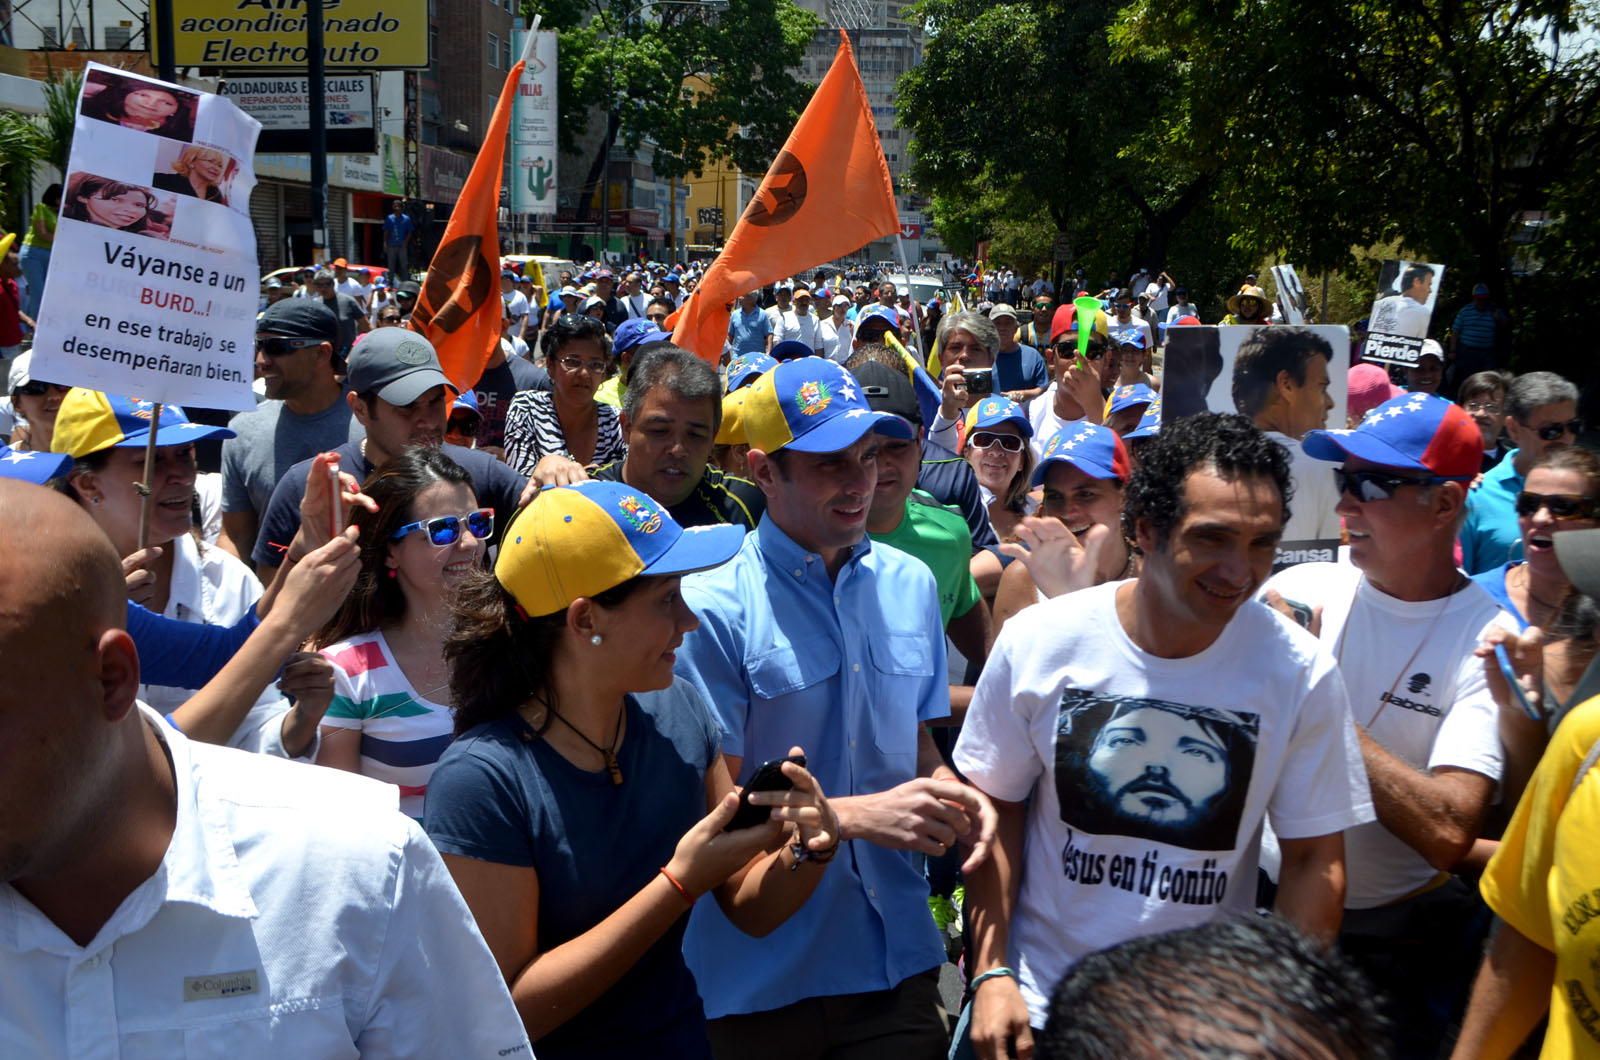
[0, 707, 531, 1059]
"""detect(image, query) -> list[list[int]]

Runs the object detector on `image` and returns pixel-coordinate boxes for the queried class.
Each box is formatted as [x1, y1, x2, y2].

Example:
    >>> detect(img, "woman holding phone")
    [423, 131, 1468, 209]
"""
[426, 481, 836, 1058]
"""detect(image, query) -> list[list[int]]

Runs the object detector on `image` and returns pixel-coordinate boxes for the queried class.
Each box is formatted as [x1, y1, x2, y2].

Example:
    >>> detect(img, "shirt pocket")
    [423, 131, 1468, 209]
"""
[179, 998, 357, 1059]
[867, 632, 935, 758]
[747, 636, 841, 766]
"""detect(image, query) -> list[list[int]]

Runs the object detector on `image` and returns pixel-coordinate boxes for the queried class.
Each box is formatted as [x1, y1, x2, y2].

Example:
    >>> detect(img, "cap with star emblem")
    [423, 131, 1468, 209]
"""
[0, 443, 73, 485]
[963, 395, 1033, 439]
[1107, 383, 1158, 416]
[1301, 392, 1479, 479]
[1032, 423, 1131, 486]
[740, 356, 914, 455]
[51, 389, 235, 459]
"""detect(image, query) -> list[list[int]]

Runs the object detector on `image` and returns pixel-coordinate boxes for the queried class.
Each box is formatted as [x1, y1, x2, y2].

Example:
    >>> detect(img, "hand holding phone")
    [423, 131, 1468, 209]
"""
[724, 753, 806, 832]
[1494, 642, 1543, 722]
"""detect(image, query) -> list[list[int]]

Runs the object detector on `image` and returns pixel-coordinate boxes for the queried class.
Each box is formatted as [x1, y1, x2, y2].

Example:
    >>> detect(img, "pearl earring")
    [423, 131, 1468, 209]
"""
[590, 635, 603, 646]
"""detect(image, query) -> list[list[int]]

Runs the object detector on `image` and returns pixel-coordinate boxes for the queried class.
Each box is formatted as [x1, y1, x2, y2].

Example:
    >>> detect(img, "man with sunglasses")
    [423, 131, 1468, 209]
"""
[1261, 392, 1517, 1059]
[1029, 305, 1113, 455]
[1460, 371, 1581, 575]
[221, 299, 364, 566]
[250, 329, 528, 584]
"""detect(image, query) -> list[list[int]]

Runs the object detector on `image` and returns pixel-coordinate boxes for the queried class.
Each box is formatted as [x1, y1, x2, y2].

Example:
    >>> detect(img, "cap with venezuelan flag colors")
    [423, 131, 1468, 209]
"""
[964, 396, 1033, 439]
[740, 356, 913, 455]
[1301, 392, 1480, 479]
[496, 481, 744, 617]
[1032, 423, 1132, 486]
[52, 389, 235, 459]
[727, 353, 777, 392]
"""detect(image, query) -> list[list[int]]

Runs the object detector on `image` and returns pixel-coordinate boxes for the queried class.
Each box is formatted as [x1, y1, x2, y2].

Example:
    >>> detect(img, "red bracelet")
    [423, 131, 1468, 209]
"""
[659, 866, 695, 905]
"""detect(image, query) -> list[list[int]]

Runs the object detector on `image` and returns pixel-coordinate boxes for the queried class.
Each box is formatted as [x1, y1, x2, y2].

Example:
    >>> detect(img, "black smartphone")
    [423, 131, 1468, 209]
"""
[965, 367, 994, 397]
[724, 753, 806, 832]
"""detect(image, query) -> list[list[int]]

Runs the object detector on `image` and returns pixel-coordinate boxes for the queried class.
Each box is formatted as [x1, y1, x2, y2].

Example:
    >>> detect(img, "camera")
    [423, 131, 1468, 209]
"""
[965, 368, 994, 397]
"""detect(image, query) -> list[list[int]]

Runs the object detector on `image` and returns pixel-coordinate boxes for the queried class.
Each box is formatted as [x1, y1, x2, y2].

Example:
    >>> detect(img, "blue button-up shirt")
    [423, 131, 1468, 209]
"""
[675, 515, 949, 1017]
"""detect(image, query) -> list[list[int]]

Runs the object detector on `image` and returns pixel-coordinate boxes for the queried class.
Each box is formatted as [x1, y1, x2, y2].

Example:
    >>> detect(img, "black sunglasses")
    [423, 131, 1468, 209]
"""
[255, 336, 325, 357]
[1531, 418, 1583, 441]
[14, 380, 69, 397]
[1515, 491, 1600, 520]
[1333, 467, 1460, 502]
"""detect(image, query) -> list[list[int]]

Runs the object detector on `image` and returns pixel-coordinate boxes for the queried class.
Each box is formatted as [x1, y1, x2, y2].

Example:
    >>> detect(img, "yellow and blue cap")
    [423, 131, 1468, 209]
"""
[727, 352, 777, 392]
[1108, 383, 1158, 415]
[1124, 398, 1162, 440]
[740, 356, 914, 455]
[0, 443, 73, 485]
[965, 396, 1033, 439]
[495, 480, 744, 617]
[51, 389, 235, 459]
[715, 389, 747, 446]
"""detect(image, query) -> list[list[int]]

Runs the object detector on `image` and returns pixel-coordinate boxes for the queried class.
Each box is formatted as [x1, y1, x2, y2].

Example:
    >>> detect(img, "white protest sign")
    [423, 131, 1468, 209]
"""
[1270, 264, 1309, 325]
[1360, 259, 1445, 367]
[32, 63, 262, 411]
[1160, 324, 1351, 570]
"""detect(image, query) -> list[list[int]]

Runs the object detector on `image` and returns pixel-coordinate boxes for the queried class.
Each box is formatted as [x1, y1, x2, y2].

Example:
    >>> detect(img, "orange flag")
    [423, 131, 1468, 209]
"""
[671, 30, 897, 361]
[406, 62, 520, 392]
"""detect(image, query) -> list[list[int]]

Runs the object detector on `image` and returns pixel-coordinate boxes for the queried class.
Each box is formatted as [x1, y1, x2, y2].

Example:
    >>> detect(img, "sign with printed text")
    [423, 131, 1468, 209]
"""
[153, 0, 429, 70]
[220, 75, 375, 153]
[31, 63, 261, 411]
[1159, 324, 1351, 571]
[510, 26, 558, 215]
[1360, 259, 1446, 367]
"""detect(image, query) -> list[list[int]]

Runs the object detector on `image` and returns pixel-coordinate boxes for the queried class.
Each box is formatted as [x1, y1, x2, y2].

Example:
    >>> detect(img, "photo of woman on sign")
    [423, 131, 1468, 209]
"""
[62, 173, 175, 241]
[80, 70, 198, 142]
[153, 145, 236, 206]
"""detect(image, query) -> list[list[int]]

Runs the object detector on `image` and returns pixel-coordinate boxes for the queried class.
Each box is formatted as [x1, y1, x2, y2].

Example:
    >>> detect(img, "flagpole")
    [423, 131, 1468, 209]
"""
[894, 231, 924, 360]
[519, 13, 542, 64]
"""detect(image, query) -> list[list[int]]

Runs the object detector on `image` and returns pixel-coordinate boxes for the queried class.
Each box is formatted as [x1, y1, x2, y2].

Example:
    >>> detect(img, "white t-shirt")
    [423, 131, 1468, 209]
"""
[818, 317, 855, 362]
[1166, 302, 1199, 324]
[1145, 281, 1172, 315]
[1029, 395, 1087, 458]
[1264, 430, 1341, 548]
[1370, 293, 1431, 339]
[1259, 561, 1512, 908]
[768, 306, 819, 350]
[955, 580, 1372, 1027]
[1111, 316, 1154, 349]
[501, 290, 530, 329]
[335, 277, 369, 304]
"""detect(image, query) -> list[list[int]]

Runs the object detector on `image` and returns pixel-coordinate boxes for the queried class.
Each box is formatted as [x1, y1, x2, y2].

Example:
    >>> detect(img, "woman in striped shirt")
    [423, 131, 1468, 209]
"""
[313, 446, 491, 820]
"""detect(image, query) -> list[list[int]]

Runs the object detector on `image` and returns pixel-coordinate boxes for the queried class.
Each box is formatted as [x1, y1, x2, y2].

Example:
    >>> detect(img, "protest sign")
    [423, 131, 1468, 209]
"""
[1161, 324, 1350, 570]
[1360, 259, 1445, 367]
[31, 64, 262, 411]
[1270, 264, 1310, 325]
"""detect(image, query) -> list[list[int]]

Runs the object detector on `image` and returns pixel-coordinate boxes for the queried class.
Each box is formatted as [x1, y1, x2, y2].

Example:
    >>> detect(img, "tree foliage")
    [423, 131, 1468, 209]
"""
[528, 0, 819, 222]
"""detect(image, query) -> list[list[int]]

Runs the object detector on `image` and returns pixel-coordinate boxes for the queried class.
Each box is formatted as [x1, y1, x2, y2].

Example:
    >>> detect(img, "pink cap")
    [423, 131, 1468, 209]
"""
[1347, 363, 1403, 423]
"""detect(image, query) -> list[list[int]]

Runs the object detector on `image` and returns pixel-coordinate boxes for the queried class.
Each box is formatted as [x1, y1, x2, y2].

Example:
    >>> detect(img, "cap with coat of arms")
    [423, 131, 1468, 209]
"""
[739, 356, 914, 455]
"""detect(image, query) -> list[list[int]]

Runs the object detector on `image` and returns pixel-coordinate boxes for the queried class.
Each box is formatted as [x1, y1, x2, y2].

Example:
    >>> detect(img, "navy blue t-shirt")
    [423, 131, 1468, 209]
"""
[425, 680, 722, 1060]
[251, 439, 528, 569]
[917, 439, 998, 552]
[993, 343, 1049, 393]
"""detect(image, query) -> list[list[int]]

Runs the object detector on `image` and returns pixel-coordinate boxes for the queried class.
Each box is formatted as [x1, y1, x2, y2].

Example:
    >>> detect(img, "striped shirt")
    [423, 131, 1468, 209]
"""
[502, 389, 625, 477]
[321, 630, 454, 821]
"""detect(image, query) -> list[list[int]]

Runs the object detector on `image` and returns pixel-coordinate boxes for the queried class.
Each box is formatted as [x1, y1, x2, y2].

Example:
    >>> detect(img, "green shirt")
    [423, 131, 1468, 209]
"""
[22, 202, 54, 248]
[869, 490, 981, 627]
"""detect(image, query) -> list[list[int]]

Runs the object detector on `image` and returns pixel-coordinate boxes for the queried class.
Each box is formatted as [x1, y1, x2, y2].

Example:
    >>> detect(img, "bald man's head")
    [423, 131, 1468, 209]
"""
[0, 480, 141, 887]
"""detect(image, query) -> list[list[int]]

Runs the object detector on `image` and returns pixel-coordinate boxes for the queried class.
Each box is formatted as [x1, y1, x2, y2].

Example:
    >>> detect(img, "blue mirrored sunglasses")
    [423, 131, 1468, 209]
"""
[391, 508, 493, 546]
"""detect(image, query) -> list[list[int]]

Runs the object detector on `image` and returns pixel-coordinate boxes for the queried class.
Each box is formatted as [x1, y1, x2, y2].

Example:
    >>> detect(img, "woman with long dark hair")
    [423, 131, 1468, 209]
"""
[313, 446, 489, 820]
[81, 78, 193, 138]
[502, 313, 625, 485]
[426, 480, 837, 1058]
[62, 175, 163, 236]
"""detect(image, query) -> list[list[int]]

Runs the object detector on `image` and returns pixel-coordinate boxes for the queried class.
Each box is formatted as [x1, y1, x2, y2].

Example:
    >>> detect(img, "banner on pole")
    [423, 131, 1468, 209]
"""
[1360, 259, 1446, 367]
[32, 63, 262, 411]
[511, 26, 558, 216]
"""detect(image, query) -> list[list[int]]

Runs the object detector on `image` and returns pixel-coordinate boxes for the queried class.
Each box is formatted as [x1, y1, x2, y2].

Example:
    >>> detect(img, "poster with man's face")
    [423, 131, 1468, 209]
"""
[1361, 259, 1446, 366]
[1055, 689, 1259, 852]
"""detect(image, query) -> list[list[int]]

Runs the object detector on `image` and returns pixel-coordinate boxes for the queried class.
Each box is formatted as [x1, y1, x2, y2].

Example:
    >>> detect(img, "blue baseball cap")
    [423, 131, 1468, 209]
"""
[1108, 383, 1157, 415]
[1124, 399, 1162, 440]
[1111, 325, 1148, 350]
[451, 389, 480, 415]
[741, 356, 914, 454]
[613, 317, 671, 356]
[1032, 423, 1132, 486]
[855, 304, 901, 334]
[0, 444, 73, 485]
[771, 339, 815, 363]
[964, 396, 1033, 439]
[727, 353, 777, 392]
[497, 480, 744, 617]
[52, 390, 236, 459]
[1301, 392, 1481, 479]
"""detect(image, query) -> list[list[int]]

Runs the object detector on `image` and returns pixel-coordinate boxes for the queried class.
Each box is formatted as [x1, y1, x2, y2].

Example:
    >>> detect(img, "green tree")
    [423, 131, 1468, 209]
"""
[897, 0, 1252, 302]
[529, 0, 819, 230]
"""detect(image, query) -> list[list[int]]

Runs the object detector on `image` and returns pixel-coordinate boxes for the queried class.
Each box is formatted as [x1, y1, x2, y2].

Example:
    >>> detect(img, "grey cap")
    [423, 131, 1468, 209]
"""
[258, 298, 339, 341]
[347, 328, 454, 406]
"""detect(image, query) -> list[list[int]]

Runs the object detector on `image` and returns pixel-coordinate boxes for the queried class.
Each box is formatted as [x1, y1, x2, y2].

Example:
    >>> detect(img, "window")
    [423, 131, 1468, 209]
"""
[488, 32, 500, 68]
[502, 37, 512, 69]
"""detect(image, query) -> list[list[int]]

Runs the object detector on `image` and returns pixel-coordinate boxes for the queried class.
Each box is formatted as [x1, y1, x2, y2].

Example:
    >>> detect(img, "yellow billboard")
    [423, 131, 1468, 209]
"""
[153, 0, 430, 70]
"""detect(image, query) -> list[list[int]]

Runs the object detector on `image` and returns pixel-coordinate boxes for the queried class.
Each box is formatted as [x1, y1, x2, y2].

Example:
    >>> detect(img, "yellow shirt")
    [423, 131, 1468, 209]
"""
[1482, 695, 1600, 1058]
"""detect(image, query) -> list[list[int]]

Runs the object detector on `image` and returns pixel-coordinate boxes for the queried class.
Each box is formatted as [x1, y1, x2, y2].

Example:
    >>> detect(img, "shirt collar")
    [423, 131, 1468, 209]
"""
[753, 512, 872, 583]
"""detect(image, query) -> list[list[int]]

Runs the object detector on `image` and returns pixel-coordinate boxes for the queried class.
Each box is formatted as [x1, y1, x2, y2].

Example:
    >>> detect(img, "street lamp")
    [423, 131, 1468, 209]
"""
[596, 0, 728, 262]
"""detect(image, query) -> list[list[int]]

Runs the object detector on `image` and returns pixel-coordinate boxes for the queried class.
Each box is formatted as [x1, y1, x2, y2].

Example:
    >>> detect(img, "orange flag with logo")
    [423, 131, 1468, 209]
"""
[406, 62, 520, 392]
[670, 30, 898, 362]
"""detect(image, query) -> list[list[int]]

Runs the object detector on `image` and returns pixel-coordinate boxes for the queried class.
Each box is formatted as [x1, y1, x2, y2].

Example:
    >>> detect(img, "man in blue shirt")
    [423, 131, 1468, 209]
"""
[382, 200, 415, 280]
[675, 357, 997, 1060]
[988, 303, 1049, 404]
[1448, 283, 1510, 379]
[1460, 371, 1580, 574]
[727, 291, 774, 357]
